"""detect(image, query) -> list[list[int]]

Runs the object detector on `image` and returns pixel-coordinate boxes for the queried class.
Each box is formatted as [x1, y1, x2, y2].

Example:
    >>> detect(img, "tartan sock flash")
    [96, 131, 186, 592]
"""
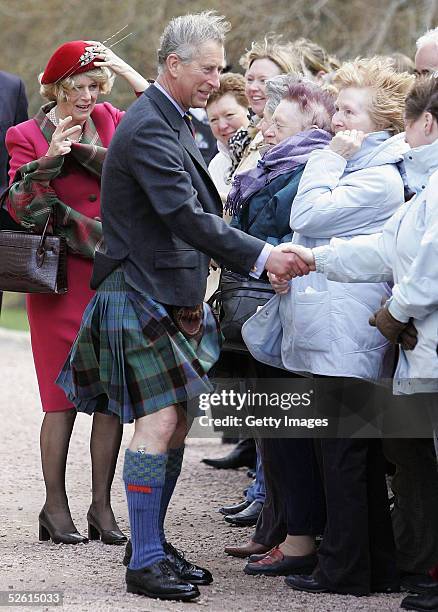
[123, 448, 167, 569]
[159, 446, 185, 545]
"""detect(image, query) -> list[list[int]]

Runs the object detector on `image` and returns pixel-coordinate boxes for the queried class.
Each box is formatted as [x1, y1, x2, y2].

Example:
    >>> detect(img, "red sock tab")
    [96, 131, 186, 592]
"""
[127, 484, 152, 494]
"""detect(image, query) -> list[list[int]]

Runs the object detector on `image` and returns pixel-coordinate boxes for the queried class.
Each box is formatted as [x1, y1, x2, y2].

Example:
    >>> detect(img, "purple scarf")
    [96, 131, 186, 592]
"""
[226, 128, 332, 215]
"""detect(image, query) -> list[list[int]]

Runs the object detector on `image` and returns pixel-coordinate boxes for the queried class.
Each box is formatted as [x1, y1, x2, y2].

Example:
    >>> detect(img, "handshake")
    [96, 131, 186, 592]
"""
[264, 243, 315, 294]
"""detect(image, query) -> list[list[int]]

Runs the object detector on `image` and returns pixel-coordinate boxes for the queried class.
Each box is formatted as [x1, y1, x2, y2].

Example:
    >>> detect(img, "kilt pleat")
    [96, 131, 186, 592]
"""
[56, 269, 222, 423]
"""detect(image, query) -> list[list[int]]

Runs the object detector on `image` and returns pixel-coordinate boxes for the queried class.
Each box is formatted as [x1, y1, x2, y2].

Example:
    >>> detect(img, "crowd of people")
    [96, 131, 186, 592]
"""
[1, 10, 437, 611]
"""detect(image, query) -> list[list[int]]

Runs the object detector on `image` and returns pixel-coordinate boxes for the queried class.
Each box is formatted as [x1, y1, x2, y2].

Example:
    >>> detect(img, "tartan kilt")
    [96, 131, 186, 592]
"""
[56, 268, 222, 423]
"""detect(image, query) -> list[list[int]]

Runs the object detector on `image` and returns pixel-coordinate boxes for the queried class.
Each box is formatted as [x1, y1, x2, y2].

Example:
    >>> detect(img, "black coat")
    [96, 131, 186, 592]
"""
[0, 71, 28, 230]
[93, 85, 265, 306]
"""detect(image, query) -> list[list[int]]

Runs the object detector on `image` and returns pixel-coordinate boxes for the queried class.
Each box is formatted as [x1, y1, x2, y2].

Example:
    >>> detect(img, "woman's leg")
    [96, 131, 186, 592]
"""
[275, 438, 325, 556]
[40, 408, 77, 531]
[89, 411, 123, 530]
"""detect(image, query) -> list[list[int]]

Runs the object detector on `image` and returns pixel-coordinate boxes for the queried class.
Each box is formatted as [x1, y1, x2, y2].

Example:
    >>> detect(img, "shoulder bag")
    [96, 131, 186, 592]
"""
[208, 269, 275, 347]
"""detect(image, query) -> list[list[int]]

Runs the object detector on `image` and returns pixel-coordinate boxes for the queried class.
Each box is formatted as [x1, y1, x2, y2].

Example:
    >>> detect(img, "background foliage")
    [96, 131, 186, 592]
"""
[1, 0, 437, 115]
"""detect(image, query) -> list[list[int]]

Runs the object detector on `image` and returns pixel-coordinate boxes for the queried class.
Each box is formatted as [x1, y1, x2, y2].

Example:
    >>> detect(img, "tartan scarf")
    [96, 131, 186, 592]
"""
[7, 102, 107, 258]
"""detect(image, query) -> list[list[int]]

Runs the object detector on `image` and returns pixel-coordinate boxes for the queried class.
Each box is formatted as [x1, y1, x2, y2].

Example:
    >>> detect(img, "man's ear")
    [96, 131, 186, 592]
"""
[166, 53, 181, 78]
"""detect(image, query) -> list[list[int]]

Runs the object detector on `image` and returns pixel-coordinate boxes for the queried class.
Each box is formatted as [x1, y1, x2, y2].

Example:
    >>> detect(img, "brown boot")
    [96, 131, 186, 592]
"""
[224, 539, 271, 558]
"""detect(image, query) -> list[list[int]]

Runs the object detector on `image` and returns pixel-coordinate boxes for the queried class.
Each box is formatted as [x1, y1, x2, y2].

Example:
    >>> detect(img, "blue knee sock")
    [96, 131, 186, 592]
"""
[159, 446, 184, 545]
[123, 449, 167, 569]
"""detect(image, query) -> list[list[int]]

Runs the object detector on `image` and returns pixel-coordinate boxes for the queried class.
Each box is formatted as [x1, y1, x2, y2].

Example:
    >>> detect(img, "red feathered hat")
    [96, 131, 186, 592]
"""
[41, 41, 98, 84]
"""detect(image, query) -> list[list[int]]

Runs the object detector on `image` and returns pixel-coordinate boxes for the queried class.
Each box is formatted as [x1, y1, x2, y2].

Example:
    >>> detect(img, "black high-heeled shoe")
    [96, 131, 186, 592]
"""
[87, 510, 127, 545]
[38, 509, 88, 545]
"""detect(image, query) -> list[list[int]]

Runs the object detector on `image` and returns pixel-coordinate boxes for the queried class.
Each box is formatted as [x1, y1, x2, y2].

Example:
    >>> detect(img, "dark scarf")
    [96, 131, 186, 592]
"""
[225, 128, 332, 216]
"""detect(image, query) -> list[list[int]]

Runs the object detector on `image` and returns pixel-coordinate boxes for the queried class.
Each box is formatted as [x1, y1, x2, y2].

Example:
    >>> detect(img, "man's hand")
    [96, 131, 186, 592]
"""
[274, 242, 316, 270]
[265, 249, 311, 280]
[369, 306, 418, 350]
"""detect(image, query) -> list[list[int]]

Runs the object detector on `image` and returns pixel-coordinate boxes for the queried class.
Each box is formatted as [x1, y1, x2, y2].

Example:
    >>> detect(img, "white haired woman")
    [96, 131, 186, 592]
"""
[6, 40, 147, 544]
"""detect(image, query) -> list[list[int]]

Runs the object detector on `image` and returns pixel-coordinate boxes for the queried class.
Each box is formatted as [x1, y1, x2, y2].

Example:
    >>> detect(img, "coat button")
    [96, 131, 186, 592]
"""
[88, 194, 97, 202]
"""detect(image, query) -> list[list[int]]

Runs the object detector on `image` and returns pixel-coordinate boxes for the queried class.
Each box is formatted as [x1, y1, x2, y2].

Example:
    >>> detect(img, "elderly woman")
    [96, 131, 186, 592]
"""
[244, 58, 413, 594]
[204, 73, 250, 300]
[216, 77, 334, 563]
[6, 40, 147, 544]
[206, 73, 250, 200]
[275, 75, 438, 601]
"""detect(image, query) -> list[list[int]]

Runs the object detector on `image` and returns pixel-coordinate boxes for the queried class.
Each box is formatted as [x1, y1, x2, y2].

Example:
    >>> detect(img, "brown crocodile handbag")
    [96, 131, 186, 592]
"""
[0, 187, 67, 294]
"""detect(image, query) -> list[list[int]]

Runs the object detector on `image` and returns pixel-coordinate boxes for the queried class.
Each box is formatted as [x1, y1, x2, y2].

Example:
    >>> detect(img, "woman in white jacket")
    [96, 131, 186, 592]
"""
[243, 58, 414, 595]
[273, 75, 438, 594]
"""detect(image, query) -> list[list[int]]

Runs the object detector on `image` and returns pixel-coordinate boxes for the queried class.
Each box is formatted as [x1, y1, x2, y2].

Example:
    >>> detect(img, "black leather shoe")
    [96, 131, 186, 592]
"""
[218, 499, 250, 516]
[38, 509, 88, 545]
[402, 573, 438, 595]
[401, 593, 438, 611]
[224, 500, 263, 526]
[126, 559, 200, 601]
[87, 510, 127, 545]
[284, 574, 329, 593]
[123, 540, 213, 585]
[244, 548, 317, 577]
[202, 439, 256, 470]
[164, 541, 213, 585]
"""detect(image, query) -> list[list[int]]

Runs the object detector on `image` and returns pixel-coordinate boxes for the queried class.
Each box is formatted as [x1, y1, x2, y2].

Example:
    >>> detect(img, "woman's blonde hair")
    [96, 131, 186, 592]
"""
[291, 38, 340, 77]
[239, 35, 301, 75]
[39, 67, 114, 102]
[333, 57, 414, 134]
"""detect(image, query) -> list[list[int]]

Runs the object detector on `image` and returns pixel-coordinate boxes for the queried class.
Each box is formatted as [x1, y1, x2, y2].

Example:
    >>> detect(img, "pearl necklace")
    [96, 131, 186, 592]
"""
[47, 106, 84, 143]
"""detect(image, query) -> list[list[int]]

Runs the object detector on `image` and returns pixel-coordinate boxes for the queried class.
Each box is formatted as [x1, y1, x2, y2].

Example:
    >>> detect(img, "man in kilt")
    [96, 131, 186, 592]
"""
[58, 11, 309, 601]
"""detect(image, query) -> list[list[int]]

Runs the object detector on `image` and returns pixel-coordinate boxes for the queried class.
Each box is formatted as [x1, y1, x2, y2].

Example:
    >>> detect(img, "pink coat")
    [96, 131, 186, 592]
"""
[6, 103, 124, 411]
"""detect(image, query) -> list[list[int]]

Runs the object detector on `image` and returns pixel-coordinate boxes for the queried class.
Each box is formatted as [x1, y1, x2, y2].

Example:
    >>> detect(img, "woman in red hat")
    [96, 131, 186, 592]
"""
[5, 40, 148, 544]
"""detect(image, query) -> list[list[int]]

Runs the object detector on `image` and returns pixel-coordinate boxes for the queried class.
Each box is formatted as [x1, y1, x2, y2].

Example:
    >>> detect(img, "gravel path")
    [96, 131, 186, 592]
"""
[0, 328, 405, 611]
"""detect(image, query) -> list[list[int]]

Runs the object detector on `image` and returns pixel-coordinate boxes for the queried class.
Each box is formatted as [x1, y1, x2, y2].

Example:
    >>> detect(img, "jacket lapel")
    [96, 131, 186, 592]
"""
[178, 126, 207, 170]
[144, 85, 222, 214]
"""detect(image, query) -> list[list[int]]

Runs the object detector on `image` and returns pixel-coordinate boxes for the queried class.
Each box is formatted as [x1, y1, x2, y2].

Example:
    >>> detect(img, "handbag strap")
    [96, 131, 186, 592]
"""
[0, 185, 12, 229]
[0, 185, 53, 314]
[0, 184, 53, 238]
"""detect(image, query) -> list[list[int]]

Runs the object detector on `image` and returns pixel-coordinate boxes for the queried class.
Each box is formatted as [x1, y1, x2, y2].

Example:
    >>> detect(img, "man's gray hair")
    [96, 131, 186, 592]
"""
[416, 26, 438, 49]
[265, 73, 303, 115]
[157, 11, 230, 72]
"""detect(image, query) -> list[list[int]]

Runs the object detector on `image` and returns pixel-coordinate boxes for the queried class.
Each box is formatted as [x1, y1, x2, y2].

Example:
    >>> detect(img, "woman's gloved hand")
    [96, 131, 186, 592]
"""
[369, 306, 418, 350]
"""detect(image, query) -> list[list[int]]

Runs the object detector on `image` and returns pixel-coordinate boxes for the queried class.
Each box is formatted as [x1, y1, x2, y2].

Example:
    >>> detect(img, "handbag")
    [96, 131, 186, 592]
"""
[208, 269, 275, 346]
[0, 186, 67, 294]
